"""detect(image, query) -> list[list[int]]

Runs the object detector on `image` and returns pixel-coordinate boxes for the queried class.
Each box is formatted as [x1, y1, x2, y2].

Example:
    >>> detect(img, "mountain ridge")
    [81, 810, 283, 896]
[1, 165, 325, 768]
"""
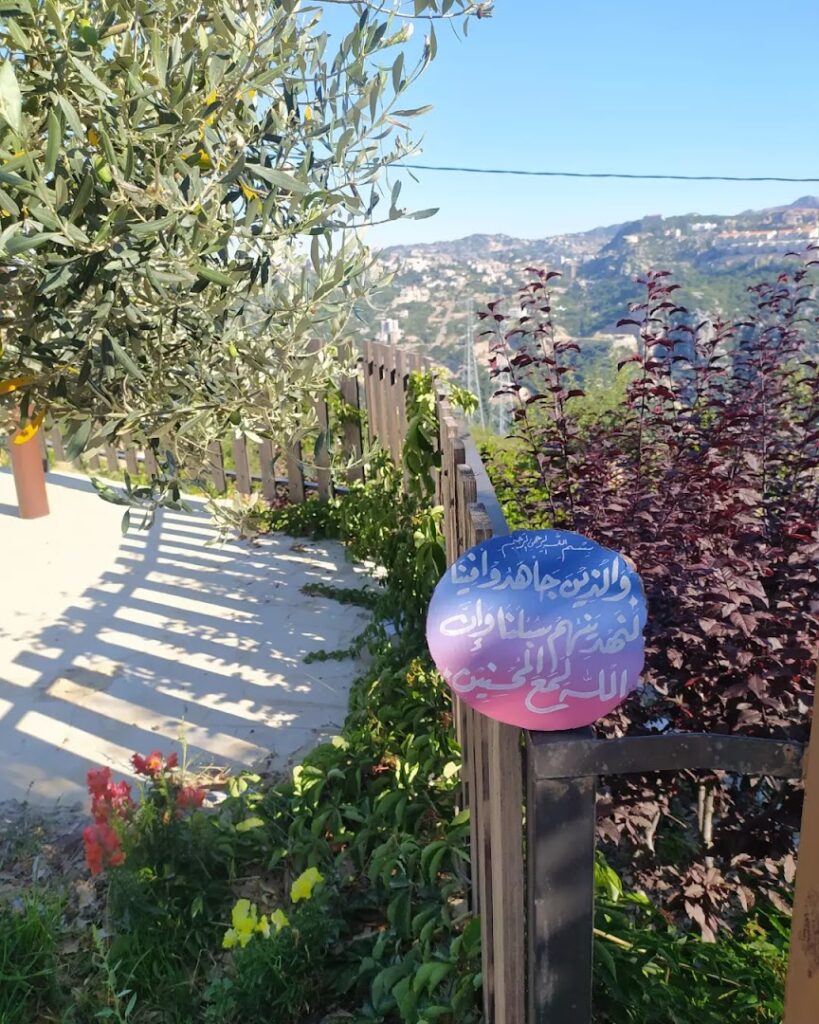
[365, 197, 819, 373]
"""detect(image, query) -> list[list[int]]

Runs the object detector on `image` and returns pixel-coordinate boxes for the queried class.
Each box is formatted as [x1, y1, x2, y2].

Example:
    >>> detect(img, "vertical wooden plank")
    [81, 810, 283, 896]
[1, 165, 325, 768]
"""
[232, 437, 252, 495]
[123, 443, 139, 477]
[340, 375, 365, 485]
[207, 441, 226, 493]
[49, 427, 65, 462]
[104, 444, 119, 475]
[472, 709, 496, 1022]
[527, 731, 596, 1024]
[395, 347, 410, 437]
[380, 344, 399, 460]
[465, 499, 526, 1024]
[362, 341, 378, 447]
[489, 718, 526, 1024]
[315, 398, 332, 501]
[439, 420, 455, 564]
[369, 343, 388, 454]
[447, 430, 466, 563]
[286, 440, 305, 504]
[784, 666, 819, 1024]
[259, 439, 278, 501]
[143, 446, 159, 478]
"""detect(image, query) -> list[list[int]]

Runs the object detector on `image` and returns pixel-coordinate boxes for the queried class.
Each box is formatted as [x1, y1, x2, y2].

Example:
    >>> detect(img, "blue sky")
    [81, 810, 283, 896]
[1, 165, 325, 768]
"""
[338, 0, 819, 247]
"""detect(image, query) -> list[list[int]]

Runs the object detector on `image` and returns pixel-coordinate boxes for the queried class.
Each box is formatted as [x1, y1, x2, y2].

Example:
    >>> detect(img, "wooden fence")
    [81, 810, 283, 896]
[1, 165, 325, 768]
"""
[39, 340, 817, 1024]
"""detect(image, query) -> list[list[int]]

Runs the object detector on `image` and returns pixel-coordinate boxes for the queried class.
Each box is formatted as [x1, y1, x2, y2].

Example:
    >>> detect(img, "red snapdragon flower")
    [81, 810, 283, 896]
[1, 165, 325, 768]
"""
[86, 768, 134, 824]
[131, 750, 178, 778]
[87, 766, 113, 796]
[83, 822, 124, 876]
[177, 786, 206, 811]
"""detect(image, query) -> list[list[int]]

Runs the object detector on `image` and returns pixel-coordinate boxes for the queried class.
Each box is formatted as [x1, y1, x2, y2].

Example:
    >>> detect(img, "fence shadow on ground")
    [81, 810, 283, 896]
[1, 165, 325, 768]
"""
[0, 470, 371, 806]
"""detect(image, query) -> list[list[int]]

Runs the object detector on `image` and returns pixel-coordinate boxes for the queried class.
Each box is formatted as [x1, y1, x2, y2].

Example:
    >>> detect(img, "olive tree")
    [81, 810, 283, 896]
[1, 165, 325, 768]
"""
[0, 0, 488, 479]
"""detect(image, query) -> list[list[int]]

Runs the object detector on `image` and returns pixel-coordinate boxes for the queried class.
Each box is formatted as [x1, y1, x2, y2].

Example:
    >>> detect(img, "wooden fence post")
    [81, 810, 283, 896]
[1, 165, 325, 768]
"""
[207, 441, 226, 494]
[526, 729, 596, 1024]
[286, 440, 305, 504]
[232, 437, 252, 495]
[315, 398, 332, 501]
[784, 664, 819, 1024]
[340, 374, 365, 485]
[258, 439, 278, 500]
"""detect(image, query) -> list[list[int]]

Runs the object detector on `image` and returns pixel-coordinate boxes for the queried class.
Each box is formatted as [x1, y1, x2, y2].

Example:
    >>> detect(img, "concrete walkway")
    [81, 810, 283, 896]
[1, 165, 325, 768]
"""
[0, 468, 372, 805]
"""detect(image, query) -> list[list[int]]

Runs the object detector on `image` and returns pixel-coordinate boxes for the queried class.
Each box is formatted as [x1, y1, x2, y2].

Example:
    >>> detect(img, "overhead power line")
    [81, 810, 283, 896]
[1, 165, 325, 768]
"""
[400, 163, 819, 184]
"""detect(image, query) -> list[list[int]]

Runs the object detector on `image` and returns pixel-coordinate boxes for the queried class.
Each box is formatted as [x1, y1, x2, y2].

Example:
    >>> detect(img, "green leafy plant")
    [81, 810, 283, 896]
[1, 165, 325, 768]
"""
[592, 857, 789, 1023]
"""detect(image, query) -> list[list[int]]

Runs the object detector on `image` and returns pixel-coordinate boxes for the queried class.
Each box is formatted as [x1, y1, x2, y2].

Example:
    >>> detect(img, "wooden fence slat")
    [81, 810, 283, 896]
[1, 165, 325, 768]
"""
[232, 437, 252, 495]
[362, 341, 378, 447]
[784, 665, 819, 1024]
[382, 344, 402, 462]
[259, 440, 278, 500]
[340, 375, 365, 485]
[395, 348, 410, 439]
[104, 445, 119, 474]
[86, 451, 101, 471]
[463, 498, 526, 1024]
[123, 443, 139, 477]
[208, 441, 226, 493]
[50, 427, 65, 461]
[369, 343, 389, 455]
[315, 399, 332, 501]
[473, 709, 496, 1021]
[439, 417, 455, 564]
[143, 446, 158, 478]
[489, 718, 526, 1024]
[286, 441, 305, 504]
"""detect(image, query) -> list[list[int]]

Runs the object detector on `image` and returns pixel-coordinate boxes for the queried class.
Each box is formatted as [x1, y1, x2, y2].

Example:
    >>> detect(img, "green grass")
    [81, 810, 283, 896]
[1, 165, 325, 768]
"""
[0, 891, 62, 1024]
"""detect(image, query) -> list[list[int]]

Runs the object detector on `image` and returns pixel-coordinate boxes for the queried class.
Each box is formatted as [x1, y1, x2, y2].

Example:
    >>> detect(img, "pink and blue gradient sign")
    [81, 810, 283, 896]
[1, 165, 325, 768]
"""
[426, 530, 647, 731]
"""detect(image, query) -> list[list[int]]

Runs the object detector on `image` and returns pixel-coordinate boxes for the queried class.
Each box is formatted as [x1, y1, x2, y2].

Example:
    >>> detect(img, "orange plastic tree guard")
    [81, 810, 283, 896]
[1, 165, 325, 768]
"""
[8, 427, 49, 518]
[784, 666, 819, 1024]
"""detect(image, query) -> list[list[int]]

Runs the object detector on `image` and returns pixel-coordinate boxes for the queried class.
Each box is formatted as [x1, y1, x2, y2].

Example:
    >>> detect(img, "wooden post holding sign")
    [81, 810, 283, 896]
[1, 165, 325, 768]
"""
[427, 528, 648, 1024]
[8, 425, 49, 519]
[784, 664, 819, 1024]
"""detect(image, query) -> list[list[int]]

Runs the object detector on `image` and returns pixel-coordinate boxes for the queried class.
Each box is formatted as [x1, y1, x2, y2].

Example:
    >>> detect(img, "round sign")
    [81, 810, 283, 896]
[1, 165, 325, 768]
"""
[426, 529, 647, 730]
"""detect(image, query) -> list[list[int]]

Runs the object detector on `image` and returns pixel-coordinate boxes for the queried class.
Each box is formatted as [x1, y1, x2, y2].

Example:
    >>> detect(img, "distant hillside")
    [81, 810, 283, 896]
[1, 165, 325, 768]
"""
[361, 197, 819, 379]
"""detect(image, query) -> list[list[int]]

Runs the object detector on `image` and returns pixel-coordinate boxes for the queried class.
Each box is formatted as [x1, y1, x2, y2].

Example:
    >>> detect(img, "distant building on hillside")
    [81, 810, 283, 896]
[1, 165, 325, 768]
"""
[378, 318, 402, 346]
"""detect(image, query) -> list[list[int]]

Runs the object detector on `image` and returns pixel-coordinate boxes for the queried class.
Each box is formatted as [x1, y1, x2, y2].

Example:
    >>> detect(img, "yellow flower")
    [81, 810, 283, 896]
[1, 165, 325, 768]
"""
[290, 867, 324, 903]
[270, 908, 289, 932]
[86, 126, 100, 148]
[223, 898, 287, 949]
[223, 898, 259, 949]
[303, 104, 313, 123]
